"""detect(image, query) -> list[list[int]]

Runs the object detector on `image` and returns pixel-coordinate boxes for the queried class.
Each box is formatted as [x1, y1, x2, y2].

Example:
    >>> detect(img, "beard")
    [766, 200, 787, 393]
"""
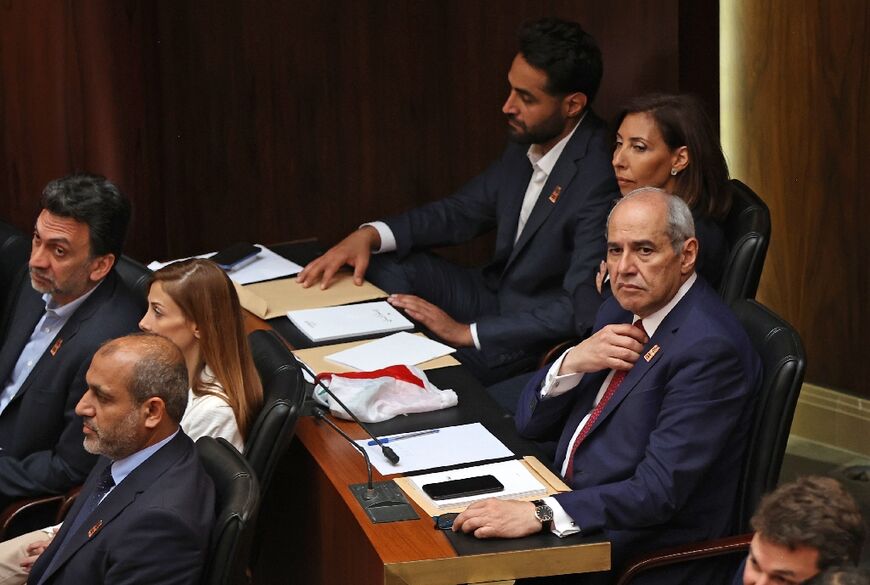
[506, 110, 567, 146]
[29, 264, 93, 301]
[82, 408, 143, 460]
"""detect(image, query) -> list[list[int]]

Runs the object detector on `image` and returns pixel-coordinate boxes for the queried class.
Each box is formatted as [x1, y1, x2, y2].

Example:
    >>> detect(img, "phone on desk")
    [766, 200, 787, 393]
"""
[211, 242, 260, 271]
[422, 475, 504, 501]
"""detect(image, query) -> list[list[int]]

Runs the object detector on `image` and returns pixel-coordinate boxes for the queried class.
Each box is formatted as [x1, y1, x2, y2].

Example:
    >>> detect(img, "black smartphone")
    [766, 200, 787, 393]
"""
[422, 475, 504, 501]
[210, 242, 259, 270]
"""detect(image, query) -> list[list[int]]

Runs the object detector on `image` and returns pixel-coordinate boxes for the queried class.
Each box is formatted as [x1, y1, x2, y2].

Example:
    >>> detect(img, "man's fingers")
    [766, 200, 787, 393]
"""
[352, 255, 369, 286]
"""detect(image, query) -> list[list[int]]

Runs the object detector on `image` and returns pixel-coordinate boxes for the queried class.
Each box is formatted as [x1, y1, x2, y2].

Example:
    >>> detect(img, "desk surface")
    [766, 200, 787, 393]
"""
[271, 366, 609, 585]
[249, 242, 609, 584]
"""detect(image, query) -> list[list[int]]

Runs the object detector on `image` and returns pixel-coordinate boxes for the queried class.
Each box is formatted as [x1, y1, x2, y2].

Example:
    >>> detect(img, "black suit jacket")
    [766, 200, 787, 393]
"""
[27, 431, 215, 585]
[0, 269, 142, 505]
[384, 111, 619, 366]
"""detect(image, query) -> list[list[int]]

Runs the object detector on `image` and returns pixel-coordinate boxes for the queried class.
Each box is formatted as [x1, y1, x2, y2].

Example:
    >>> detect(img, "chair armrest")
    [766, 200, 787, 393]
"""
[56, 485, 83, 523]
[538, 339, 578, 369]
[0, 494, 66, 540]
[615, 533, 753, 585]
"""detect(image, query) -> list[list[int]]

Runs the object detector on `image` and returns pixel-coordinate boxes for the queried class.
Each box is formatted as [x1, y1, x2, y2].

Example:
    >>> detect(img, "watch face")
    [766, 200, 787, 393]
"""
[535, 504, 554, 523]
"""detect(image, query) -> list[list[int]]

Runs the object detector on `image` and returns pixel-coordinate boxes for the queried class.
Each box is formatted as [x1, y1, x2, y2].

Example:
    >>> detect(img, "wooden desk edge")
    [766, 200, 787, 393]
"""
[384, 540, 611, 585]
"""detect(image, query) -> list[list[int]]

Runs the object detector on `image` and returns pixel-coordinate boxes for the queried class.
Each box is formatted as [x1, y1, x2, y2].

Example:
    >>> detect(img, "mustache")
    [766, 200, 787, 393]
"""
[29, 267, 54, 282]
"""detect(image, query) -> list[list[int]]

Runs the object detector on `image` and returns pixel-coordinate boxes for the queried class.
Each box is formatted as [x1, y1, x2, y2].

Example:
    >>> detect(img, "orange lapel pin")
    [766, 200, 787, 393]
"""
[643, 344, 661, 362]
[548, 185, 562, 203]
[50, 338, 63, 356]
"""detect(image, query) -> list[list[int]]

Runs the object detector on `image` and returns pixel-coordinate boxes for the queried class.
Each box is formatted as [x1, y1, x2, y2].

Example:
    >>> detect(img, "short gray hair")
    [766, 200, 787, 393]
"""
[608, 187, 695, 253]
[97, 334, 189, 423]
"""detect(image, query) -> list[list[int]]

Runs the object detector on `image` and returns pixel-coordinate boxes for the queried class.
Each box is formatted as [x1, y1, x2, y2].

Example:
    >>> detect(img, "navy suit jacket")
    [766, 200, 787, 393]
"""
[27, 431, 215, 585]
[384, 111, 618, 367]
[516, 277, 761, 583]
[0, 269, 142, 505]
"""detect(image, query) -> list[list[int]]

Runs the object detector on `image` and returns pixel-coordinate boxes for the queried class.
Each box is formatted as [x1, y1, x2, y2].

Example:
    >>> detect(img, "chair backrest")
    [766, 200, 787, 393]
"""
[244, 329, 306, 497]
[0, 220, 30, 333]
[114, 254, 153, 309]
[731, 299, 806, 532]
[718, 180, 771, 304]
[197, 436, 260, 585]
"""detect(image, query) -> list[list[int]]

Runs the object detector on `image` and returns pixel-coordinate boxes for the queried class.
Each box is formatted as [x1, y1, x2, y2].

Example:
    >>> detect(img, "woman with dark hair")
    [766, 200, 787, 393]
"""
[139, 258, 264, 451]
[609, 93, 731, 287]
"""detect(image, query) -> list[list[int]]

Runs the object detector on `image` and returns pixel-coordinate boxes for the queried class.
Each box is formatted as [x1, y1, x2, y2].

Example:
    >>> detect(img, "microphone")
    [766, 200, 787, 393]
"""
[313, 406, 375, 499]
[296, 360, 399, 465]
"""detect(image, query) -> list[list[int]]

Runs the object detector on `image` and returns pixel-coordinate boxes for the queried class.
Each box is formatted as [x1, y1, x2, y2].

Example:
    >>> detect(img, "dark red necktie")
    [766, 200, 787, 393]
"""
[564, 320, 646, 481]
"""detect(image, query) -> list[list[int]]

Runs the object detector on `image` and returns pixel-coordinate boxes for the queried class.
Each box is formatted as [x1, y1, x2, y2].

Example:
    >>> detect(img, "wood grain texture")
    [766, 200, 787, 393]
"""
[1, 0, 699, 266]
[721, 0, 869, 395]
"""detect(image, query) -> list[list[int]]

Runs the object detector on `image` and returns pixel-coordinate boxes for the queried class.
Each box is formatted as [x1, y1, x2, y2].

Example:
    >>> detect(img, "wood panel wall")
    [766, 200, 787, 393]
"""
[721, 0, 869, 396]
[1, 0, 713, 265]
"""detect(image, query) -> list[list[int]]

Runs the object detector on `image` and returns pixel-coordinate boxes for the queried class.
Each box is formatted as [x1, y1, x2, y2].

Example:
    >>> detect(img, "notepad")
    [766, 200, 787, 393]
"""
[406, 460, 548, 510]
[325, 331, 455, 370]
[287, 301, 414, 343]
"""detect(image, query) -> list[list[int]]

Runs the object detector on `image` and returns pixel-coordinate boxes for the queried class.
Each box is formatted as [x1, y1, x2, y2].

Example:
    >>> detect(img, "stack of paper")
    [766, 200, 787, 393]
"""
[325, 331, 455, 370]
[407, 460, 548, 509]
[287, 301, 413, 343]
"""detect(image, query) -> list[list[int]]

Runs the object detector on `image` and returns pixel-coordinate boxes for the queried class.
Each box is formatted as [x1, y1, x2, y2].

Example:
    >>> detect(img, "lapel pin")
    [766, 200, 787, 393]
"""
[548, 185, 562, 203]
[50, 338, 63, 356]
[88, 520, 103, 538]
[643, 344, 661, 362]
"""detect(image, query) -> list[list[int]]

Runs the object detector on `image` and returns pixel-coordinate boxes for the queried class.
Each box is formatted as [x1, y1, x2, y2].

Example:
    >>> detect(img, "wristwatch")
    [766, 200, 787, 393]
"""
[532, 499, 554, 531]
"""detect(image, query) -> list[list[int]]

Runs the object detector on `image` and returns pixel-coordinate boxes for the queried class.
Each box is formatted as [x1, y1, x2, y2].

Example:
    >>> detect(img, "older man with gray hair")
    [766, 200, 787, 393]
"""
[454, 189, 762, 585]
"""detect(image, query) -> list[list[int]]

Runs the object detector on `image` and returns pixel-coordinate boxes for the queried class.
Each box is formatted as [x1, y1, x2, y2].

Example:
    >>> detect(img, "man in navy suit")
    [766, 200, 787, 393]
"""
[298, 18, 618, 384]
[453, 189, 762, 584]
[0, 174, 142, 509]
[26, 334, 215, 585]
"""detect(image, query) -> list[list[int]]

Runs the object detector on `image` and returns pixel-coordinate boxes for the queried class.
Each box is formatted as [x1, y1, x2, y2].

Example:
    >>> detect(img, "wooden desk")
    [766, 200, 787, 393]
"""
[253, 366, 610, 585]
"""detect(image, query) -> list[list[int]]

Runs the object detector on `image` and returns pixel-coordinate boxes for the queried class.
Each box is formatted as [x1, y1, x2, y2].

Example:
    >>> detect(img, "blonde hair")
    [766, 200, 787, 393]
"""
[150, 259, 263, 438]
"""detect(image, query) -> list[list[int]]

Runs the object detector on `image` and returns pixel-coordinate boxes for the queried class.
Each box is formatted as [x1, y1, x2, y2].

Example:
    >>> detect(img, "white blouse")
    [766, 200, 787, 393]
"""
[180, 366, 244, 452]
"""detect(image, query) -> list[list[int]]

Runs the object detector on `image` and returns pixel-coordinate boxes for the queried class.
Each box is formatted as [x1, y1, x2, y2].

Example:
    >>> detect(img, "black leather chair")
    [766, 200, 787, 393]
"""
[718, 179, 771, 304]
[615, 299, 806, 584]
[114, 254, 153, 309]
[0, 220, 30, 336]
[245, 329, 306, 497]
[197, 436, 260, 585]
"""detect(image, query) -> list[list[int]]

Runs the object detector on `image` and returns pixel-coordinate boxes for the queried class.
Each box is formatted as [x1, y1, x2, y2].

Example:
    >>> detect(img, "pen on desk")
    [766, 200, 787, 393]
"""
[367, 429, 440, 446]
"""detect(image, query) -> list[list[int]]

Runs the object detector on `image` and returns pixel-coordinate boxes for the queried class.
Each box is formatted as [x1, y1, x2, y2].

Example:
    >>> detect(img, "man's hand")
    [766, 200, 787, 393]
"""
[387, 294, 473, 347]
[296, 226, 381, 289]
[452, 499, 543, 539]
[20, 536, 53, 572]
[595, 260, 607, 294]
[560, 323, 648, 375]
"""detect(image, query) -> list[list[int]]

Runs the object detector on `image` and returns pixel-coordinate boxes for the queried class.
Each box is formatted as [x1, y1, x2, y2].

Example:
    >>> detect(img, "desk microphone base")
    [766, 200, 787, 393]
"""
[350, 481, 420, 524]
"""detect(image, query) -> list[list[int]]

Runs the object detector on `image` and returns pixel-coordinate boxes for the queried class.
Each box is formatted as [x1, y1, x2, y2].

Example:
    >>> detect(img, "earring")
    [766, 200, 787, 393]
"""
[670, 168, 678, 176]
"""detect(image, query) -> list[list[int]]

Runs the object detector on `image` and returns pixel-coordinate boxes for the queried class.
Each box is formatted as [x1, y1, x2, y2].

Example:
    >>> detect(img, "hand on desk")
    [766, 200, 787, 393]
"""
[452, 499, 542, 538]
[387, 294, 473, 347]
[559, 323, 648, 375]
[296, 226, 381, 289]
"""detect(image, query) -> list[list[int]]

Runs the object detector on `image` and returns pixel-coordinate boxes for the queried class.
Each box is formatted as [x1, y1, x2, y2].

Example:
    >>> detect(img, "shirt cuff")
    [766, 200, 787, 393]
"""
[539, 349, 583, 398]
[545, 496, 580, 537]
[361, 221, 397, 254]
[469, 323, 482, 350]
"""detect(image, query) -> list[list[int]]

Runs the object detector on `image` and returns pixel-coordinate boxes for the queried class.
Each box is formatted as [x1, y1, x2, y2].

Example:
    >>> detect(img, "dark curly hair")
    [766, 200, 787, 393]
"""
[751, 476, 866, 571]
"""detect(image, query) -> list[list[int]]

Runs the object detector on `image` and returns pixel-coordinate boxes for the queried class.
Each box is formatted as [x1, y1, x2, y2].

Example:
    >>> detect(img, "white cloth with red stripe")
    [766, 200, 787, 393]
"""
[312, 365, 458, 423]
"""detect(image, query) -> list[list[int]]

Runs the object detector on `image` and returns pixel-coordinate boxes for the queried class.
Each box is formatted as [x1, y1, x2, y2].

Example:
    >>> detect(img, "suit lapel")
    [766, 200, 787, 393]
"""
[38, 433, 189, 583]
[579, 282, 703, 440]
[504, 117, 593, 272]
[6, 275, 115, 404]
[0, 278, 44, 384]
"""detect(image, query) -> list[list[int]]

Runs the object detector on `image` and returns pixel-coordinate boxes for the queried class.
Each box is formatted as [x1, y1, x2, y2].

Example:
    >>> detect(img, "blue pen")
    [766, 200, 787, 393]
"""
[367, 429, 440, 446]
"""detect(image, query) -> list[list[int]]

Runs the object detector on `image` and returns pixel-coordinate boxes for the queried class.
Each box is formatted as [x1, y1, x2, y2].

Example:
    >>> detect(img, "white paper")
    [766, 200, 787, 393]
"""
[147, 245, 303, 285]
[356, 422, 513, 475]
[325, 331, 455, 370]
[407, 459, 548, 509]
[287, 301, 413, 343]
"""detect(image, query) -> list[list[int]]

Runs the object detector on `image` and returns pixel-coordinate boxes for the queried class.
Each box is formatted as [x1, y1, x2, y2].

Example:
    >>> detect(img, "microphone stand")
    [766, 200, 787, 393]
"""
[313, 407, 418, 523]
[296, 360, 400, 465]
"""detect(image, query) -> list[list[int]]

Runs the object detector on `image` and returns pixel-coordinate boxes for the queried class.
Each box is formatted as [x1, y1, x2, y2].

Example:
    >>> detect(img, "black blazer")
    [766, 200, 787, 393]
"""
[28, 431, 215, 585]
[385, 111, 619, 366]
[0, 269, 142, 506]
